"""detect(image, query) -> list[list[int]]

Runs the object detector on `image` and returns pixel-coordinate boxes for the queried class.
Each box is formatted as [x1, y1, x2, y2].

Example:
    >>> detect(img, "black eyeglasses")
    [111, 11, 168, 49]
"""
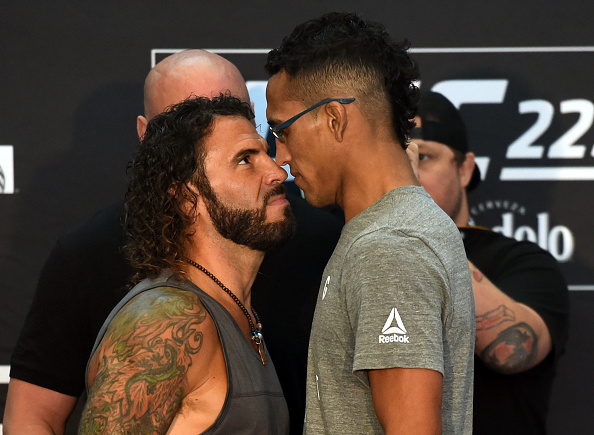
[269, 97, 355, 142]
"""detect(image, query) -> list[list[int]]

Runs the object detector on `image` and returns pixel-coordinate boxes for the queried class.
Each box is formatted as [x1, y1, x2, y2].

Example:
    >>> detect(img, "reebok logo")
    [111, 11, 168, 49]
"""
[379, 307, 409, 344]
[382, 307, 406, 334]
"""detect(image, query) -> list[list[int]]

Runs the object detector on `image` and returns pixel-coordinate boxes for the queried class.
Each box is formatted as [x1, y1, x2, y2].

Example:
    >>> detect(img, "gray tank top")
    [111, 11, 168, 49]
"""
[87, 270, 289, 434]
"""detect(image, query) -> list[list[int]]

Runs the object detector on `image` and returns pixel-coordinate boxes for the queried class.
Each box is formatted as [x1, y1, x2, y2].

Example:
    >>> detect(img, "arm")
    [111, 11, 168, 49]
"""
[79, 287, 210, 434]
[344, 233, 454, 434]
[369, 367, 442, 435]
[469, 260, 552, 373]
[3, 379, 77, 435]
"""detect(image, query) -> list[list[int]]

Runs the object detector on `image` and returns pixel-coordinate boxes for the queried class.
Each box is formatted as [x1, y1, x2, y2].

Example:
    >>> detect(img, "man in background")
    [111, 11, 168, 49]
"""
[4, 49, 342, 434]
[413, 90, 570, 433]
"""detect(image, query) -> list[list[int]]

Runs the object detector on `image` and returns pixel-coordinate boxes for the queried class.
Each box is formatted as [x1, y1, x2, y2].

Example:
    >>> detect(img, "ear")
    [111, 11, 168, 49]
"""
[324, 101, 349, 142]
[459, 152, 476, 189]
[137, 115, 148, 140]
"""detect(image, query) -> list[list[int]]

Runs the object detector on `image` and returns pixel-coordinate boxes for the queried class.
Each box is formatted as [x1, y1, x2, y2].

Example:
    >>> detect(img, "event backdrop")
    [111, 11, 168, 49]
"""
[1, 1, 593, 433]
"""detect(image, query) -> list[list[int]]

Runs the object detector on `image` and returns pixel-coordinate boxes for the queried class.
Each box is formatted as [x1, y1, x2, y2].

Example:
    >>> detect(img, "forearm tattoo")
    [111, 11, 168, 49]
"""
[471, 268, 484, 283]
[480, 322, 538, 374]
[79, 288, 206, 434]
[476, 305, 515, 331]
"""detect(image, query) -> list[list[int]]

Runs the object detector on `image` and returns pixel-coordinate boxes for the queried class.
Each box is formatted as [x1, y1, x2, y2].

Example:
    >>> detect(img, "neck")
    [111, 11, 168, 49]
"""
[184, 231, 264, 306]
[454, 191, 471, 227]
[184, 244, 268, 365]
[338, 140, 419, 222]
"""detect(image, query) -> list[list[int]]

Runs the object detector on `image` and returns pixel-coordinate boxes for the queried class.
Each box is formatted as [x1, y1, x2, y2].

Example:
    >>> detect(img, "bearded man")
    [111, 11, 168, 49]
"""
[79, 95, 295, 434]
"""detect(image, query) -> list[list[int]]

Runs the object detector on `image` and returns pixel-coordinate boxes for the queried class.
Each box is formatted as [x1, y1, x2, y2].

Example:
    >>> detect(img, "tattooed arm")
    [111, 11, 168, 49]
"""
[79, 287, 225, 435]
[469, 260, 552, 374]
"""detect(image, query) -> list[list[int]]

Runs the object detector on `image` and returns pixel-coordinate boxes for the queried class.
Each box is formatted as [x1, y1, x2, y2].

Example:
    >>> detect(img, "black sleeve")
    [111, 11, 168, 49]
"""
[10, 239, 90, 396]
[464, 228, 570, 362]
[9, 203, 132, 397]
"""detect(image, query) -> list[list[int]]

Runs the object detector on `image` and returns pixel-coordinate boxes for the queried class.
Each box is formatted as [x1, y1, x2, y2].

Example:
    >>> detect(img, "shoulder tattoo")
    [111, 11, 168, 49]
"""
[80, 287, 207, 434]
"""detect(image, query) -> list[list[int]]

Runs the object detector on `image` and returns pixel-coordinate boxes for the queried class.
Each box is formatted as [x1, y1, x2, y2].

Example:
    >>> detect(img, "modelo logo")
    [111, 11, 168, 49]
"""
[493, 212, 574, 262]
[471, 201, 574, 263]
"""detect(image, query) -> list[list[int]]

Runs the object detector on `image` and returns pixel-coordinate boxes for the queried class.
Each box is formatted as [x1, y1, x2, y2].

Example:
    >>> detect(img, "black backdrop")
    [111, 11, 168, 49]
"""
[1, 1, 593, 433]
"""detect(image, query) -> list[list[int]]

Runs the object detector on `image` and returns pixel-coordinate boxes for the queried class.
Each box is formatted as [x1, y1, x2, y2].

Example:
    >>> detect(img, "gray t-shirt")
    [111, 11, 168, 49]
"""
[304, 186, 474, 434]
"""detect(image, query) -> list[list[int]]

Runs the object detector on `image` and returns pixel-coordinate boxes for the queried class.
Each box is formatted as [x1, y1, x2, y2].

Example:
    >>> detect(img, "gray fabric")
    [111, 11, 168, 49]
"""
[304, 186, 475, 434]
[87, 270, 289, 434]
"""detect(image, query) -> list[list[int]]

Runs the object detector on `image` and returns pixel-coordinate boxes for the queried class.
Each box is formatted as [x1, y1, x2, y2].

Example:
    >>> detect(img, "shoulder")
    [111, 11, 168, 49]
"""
[343, 228, 449, 292]
[92, 285, 217, 373]
[58, 201, 125, 249]
[461, 226, 563, 273]
[462, 226, 541, 251]
[46, 201, 127, 275]
[371, 187, 462, 247]
[107, 285, 213, 336]
[345, 222, 449, 269]
[88, 285, 221, 393]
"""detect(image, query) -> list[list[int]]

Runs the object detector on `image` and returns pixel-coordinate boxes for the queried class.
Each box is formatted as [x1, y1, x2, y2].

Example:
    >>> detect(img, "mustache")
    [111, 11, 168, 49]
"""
[264, 184, 288, 203]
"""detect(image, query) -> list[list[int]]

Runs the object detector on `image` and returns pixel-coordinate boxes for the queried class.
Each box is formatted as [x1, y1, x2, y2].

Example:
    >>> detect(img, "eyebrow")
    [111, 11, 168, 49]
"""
[267, 119, 280, 128]
[232, 144, 270, 162]
[233, 148, 258, 160]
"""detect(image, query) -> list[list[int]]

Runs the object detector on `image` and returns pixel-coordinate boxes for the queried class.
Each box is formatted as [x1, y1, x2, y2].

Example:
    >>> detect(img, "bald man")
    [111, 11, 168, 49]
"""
[138, 49, 251, 131]
[3, 49, 343, 434]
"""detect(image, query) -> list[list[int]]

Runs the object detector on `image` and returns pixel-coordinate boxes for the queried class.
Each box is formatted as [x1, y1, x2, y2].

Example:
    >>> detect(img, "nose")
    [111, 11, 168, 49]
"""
[275, 140, 292, 167]
[265, 157, 288, 185]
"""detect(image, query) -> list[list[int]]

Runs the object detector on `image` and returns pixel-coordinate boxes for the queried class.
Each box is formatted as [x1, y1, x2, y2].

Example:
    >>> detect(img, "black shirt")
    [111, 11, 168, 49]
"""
[461, 226, 569, 435]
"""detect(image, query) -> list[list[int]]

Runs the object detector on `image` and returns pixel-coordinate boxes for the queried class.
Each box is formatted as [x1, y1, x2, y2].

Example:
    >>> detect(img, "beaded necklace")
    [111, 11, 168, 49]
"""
[186, 258, 267, 365]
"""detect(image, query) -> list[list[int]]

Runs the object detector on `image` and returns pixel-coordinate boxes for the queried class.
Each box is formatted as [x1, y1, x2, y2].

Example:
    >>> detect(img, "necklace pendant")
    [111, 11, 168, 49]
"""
[252, 331, 267, 365]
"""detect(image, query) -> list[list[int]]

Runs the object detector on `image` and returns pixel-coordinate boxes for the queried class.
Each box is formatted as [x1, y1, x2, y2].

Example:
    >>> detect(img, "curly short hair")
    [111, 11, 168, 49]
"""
[125, 94, 254, 284]
[265, 12, 419, 149]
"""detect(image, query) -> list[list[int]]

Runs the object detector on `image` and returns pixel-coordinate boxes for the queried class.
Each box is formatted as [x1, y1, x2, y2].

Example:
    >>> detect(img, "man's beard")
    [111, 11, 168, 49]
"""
[201, 183, 296, 252]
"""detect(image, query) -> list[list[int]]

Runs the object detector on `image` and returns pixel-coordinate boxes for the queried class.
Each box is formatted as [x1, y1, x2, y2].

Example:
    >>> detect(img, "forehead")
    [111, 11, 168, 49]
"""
[204, 115, 265, 155]
[265, 72, 298, 119]
[266, 71, 288, 98]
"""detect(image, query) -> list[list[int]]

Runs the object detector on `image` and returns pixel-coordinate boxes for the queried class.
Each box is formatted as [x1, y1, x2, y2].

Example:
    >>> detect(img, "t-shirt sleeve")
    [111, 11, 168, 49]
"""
[344, 230, 448, 383]
[10, 238, 89, 396]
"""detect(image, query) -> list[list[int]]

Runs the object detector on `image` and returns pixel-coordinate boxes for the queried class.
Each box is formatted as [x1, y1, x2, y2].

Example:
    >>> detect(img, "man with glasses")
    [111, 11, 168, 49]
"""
[265, 12, 475, 434]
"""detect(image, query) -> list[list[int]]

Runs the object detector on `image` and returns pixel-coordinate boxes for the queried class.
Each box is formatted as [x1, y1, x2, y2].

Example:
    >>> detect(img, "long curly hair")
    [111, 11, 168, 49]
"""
[124, 95, 254, 284]
[265, 12, 419, 149]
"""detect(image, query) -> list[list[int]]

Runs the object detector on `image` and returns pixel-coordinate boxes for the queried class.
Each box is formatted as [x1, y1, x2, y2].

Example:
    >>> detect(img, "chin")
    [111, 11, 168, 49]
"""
[266, 203, 290, 220]
[303, 193, 328, 209]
